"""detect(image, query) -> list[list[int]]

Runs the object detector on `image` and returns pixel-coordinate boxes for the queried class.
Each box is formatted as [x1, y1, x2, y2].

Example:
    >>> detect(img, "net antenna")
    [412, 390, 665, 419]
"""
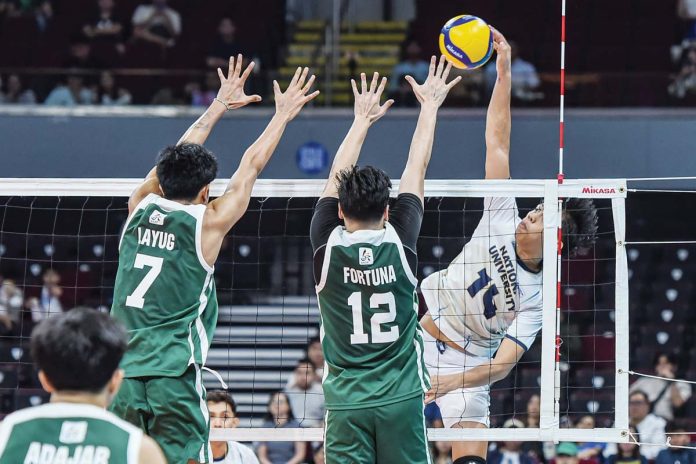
[0, 178, 629, 443]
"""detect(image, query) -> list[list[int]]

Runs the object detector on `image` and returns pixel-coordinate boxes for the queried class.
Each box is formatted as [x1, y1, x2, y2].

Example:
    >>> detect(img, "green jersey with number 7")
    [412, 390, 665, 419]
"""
[316, 223, 430, 410]
[111, 193, 217, 378]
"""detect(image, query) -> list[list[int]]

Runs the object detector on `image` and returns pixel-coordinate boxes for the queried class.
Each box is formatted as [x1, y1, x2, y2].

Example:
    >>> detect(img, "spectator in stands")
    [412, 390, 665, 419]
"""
[390, 75, 419, 107]
[284, 357, 324, 427]
[313, 444, 325, 464]
[33, 0, 52, 33]
[306, 336, 324, 381]
[257, 391, 305, 464]
[186, 73, 218, 107]
[131, 0, 181, 48]
[28, 268, 63, 321]
[607, 427, 648, 464]
[207, 390, 260, 464]
[150, 86, 185, 105]
[44, 74, 95, 105]
[0, 0, 19, 19]
[523, 394, 547, 463]
[0, 74, 36, 104]
[96, 71, 131, 105]
[485, 41, 542, 102]
[677, 0, 696, 40]
[432, 440, 453, 464]
[489, 419, 537, 464]
[669, 43, 696, 99]
[206, 18, 243, 69]
[576, 415, 606, 464]
[82, 0, 125, 55]
[526, 394, 541, 428]
[63, 36, 103, 69]
[556, 442, 580, 464]
[630, 352, 691, 421]
[388, 40, 430, 104]
[628, 390, 667, 460]
[655, 423, 696, 464]
[0, 278, 22, 333]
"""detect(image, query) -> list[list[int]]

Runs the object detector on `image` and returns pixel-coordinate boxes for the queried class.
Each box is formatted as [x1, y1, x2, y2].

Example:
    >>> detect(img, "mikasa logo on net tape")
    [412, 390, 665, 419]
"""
[359, 248, 374, 266]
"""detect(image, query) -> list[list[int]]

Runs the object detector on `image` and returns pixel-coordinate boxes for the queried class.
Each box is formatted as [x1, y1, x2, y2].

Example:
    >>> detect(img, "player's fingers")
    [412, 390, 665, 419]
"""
[376, 76, 388, 96]
[303, 89, 321, 103]
[404, 75, 418, 89]
[217, 67, 225, 83]
[240, 60, 255, 81]
[302, 74, 316, 95]
[350, 78, 359, 97]
[442, 60, 453, 81]
[428, 55, 436, 76]
[297, 67, 309, 89]
[436, 54, 446, 78]
[360, 72, 367, 94]
[227, 56, 234, 78]
[247, 94, 262, 103]
[290, 67, 302, 86]
[379, 99, 394, 114]
[446, 75, 462, 90]
[234, 53, 243, 77]
[369, 71, 379, 94]
[272, 79, 281, 95]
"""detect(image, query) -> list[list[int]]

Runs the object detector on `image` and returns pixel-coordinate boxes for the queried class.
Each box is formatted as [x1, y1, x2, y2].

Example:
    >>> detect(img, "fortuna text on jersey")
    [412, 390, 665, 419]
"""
[343, 265, 397, 286]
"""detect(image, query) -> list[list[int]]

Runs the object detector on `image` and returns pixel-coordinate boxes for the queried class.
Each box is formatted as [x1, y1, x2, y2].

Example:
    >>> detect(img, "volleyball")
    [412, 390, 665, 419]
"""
[439, 15, 494, 69]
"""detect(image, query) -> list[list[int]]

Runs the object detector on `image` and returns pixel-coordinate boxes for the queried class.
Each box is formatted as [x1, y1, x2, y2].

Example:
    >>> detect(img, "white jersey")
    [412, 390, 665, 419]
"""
[213, 441, 259, 464]
[421, 197, 543, 357]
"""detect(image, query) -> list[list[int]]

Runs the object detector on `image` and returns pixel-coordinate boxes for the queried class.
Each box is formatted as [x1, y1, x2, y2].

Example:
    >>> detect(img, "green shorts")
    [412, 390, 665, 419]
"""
[109, 363, 211, 463]
[324, 394, 431, 464]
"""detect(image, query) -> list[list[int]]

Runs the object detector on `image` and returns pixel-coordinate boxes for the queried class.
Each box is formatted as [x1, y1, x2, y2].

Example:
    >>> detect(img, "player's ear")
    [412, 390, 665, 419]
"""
[384, 205, 389, 222]
[231, 416, 240, 427]
[37, 370, 56, 393]
[199, 185, 211, 204]
[338, 204, 344, 220]
[108, 368, 125, 397]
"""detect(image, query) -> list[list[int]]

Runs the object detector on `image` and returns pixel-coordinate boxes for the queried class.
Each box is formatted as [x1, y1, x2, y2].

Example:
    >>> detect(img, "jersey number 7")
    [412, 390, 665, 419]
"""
[125, 253, 163, 309]
[467, 269, 499, 319]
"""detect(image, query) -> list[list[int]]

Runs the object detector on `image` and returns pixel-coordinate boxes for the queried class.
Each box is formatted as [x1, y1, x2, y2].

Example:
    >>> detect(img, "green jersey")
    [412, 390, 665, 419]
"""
[316, 223, 430, 410]
[0, 403, 142, 464]
[112, 193, 218, 378]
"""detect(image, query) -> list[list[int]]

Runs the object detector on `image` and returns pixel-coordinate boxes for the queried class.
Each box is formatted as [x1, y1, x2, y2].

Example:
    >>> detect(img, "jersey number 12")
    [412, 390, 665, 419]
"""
[125, 253, 163, 309]
[347, 291, 399, 345]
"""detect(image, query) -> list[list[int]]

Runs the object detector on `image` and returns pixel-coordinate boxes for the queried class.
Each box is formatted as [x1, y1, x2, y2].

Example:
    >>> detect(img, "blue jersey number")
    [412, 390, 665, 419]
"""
[467, 269, 499, 320]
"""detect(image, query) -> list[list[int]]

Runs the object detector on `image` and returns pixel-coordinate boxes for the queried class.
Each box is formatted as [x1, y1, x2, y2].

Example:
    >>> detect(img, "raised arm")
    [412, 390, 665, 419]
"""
[399, 55, 461, 203]
[204, 67, 319, 243]
[319, 72, 393, 199]
[425, 337, 525, 403]
[485, 28, 512, 180]
[128, 55, 261, 214]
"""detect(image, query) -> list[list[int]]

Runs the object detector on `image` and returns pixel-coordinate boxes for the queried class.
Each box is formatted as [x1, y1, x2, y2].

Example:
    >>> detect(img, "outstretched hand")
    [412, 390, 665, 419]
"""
[273, 67, 320, 121]
[491, 27, 512, 77]
[351, 72, 394, 124]
[405, 55, 461, 109]
[216, 54, 262, 109]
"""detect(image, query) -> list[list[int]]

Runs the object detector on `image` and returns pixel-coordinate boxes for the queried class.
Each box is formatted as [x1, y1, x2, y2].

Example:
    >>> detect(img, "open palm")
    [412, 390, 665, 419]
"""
[405, 55, 461, 108]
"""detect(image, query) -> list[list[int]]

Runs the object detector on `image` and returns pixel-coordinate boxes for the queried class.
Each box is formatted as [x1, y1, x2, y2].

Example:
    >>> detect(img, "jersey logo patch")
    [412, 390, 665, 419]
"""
[59, 421, 88, 444]
[149, 210, 166, 226]
[359, 247, 373, 266]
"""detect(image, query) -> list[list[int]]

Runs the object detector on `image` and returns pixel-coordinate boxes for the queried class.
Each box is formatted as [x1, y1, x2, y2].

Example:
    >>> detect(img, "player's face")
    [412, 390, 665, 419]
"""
[207, 401, 239, 429]
[516, 203, 544, 250]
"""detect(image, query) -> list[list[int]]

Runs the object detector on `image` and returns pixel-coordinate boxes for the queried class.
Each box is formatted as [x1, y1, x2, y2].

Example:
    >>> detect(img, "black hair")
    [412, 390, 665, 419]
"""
[336, 165, 391, 223]
[207, 390, 237, 415]
[156, 143, 217, 201]
[264, 391, 295, 422]
[30, 307, 127, 393]
[308, 336, 321, 346]
[562, 198, 598, 258]
[653, 351, 678, 368]
[666, 422, 686, 434]
[630, 390, 650, 404]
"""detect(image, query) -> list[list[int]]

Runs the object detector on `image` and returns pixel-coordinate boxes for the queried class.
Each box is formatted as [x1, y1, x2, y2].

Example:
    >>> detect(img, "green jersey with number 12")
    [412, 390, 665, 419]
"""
[316, 223, 430, 410]
[111, 193, 217, 378]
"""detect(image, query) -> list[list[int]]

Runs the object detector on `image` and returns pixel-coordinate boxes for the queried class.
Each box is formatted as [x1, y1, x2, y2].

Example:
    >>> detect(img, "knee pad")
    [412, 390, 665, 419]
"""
[454, 455, 486, 464]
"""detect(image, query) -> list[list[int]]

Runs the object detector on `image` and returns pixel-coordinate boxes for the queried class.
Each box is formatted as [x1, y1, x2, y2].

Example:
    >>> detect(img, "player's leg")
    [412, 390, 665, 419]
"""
[324, 408, 376, 464]
[374, 395, 432, 464]
[108, 377, 151, 432]
[147, 364, 212, 464]
[452, 421, 488, 464]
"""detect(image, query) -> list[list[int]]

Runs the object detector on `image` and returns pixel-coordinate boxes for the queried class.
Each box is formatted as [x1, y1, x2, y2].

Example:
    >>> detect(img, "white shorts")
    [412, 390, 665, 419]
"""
[422, 331, 491, 428]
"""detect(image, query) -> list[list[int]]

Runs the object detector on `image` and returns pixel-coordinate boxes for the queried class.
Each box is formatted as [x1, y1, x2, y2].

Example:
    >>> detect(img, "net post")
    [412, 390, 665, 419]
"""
[612, 197, 630, 433]
[539, 179, 561, 437]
